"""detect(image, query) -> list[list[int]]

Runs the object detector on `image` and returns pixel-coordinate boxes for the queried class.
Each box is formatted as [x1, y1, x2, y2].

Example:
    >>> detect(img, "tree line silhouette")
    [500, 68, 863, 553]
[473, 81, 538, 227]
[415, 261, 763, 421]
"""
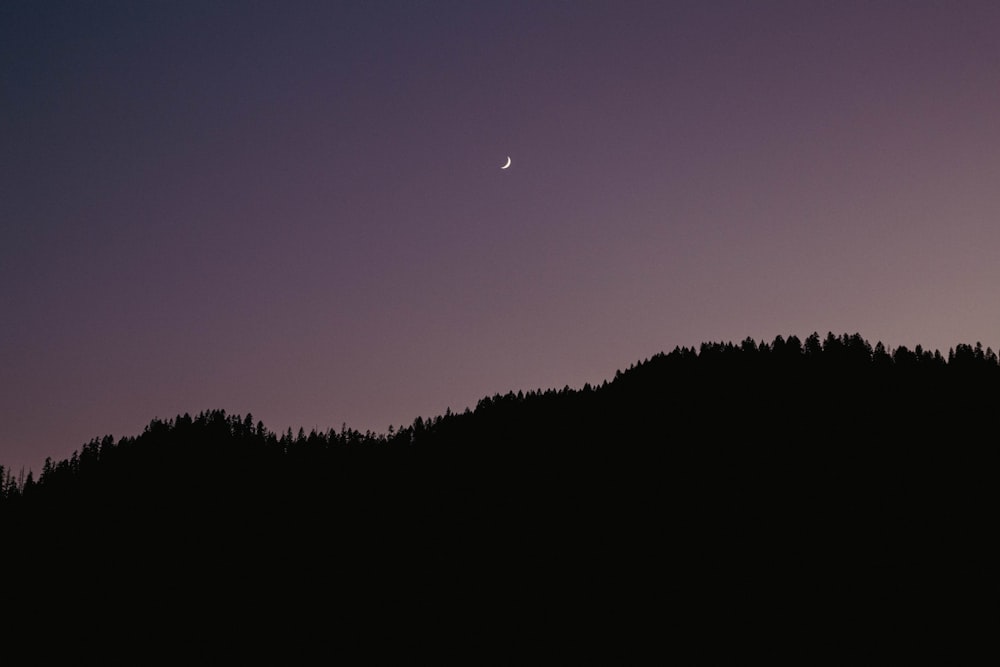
[4, 331, 997, 501]
[2, 331, 997, 657]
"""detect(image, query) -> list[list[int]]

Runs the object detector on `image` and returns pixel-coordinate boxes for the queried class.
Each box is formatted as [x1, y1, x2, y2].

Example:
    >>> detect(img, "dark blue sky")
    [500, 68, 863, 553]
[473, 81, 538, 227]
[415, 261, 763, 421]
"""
[4, 1, 1000, 473]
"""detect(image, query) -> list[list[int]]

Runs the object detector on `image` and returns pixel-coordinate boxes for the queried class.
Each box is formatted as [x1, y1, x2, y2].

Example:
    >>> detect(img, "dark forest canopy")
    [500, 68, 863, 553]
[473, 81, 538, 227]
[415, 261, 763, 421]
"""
[2, 331, 997, 504]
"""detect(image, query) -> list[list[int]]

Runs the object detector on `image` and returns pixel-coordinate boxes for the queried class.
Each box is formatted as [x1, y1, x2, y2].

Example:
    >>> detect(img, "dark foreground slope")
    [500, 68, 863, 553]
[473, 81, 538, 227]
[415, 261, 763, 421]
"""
[2, 333, 997, 656]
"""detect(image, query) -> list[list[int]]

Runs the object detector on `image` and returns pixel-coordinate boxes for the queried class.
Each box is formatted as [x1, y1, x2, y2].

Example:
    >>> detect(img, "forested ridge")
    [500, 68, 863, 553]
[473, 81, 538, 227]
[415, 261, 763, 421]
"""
[3, 331, 998, 503]
[3, 332, 997, 656]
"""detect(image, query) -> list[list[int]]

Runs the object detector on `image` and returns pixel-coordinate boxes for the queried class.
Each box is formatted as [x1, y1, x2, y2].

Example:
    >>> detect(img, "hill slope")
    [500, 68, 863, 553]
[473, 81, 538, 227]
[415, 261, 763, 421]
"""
[3, 332, 997, 656]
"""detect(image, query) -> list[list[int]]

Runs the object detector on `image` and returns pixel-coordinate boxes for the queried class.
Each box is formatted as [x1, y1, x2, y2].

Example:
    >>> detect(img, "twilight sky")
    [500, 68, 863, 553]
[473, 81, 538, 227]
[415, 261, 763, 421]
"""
[3, 1, 1000, 473]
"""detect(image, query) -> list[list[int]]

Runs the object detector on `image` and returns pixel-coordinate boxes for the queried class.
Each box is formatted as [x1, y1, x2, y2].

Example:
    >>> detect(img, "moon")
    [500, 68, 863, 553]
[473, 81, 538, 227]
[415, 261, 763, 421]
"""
[501, 156, 511, 169]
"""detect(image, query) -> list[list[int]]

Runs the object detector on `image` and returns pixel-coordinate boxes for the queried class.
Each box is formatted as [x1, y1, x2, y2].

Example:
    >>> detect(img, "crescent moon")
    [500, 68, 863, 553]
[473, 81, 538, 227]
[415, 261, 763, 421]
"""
[501, 156, 511, 169]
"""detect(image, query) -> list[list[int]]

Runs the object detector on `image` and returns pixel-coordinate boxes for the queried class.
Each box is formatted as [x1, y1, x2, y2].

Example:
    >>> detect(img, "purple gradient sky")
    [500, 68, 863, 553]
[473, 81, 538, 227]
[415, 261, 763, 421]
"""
[4, 1, 1000, 473]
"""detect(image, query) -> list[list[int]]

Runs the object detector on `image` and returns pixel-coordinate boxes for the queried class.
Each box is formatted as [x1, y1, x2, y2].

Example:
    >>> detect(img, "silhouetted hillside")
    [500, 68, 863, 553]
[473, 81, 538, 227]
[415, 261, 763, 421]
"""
[3, 332, 997, 657]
